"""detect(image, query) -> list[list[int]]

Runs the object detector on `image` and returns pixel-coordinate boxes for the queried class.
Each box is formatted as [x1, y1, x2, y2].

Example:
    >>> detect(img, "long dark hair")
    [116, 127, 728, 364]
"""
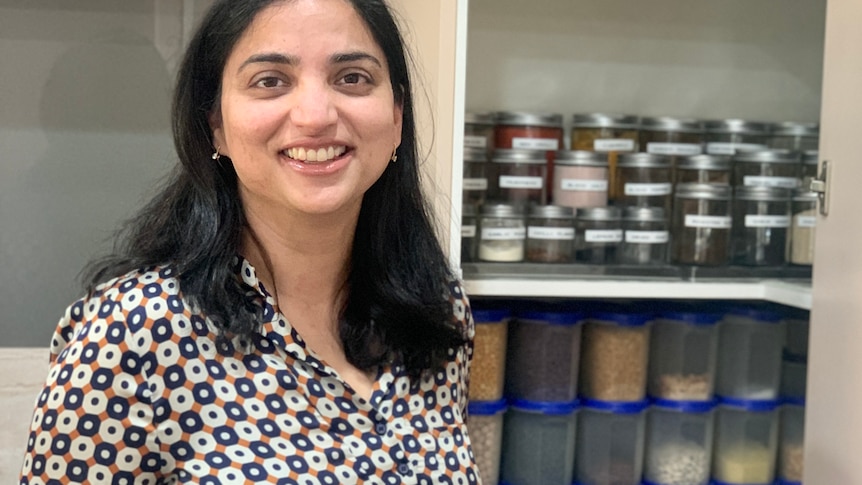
[84, 0, 466, 379]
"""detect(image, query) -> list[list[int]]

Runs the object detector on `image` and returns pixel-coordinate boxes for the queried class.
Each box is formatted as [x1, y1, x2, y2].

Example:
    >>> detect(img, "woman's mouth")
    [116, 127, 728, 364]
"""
[283, 145, 348, 163]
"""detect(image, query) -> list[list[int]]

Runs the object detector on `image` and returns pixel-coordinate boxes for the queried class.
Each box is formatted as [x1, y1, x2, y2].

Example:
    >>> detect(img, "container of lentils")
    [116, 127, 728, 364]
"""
[580, 305, 652, 402]
[575, 399, 648, 485]
[790, 189, 817, 266]
[464, 112, 496, 157]
[620, 207, 669, 266]
[675, 154, 731, 185]
[489, 148, 548, 205]
[575, 206, 623, 264]
[505, 304, 585, 402]
[461, 204, 478, 263]
[778, 398, 806, 484]
[731, 186, 792, 266]
[768, 121, 819, 151]
[478, 203, 526, 263]
[500, 399, 578, 485]
[704, 119, 770, 155]
[525, 205, 575, 263]
[570, 113, 640, 201]
[671, 183, 733, 266]
[712, 398, 780, 485]
[732, 149, 801, 189]
[615, 153, 673, 213]
[466, 399, 506, 485]
[470, 307, 510, 401]
[644, 399, 716, 485]
[552, 150, 609, 210]
[801, 150, 819, 190]
[462, 146, 489, 205]
[716, 306, 786, 400]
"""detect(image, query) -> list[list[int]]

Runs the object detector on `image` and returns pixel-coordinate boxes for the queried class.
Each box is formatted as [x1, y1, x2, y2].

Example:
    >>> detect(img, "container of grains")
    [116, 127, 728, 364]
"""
[575, 399, 648, 485]
[580, 305, 652, 402]
[768, 121, 819, 152]
[570, 113, 640, 201]
[478, 203, 526, 263]
[715, 306, 786, 400]
[675, 154, 732, 185]
[704, 119, 769, 155]
[552, 150, 609, 210]
[778, 398, 806, 484]
[505, 304, 585, 402]
[614, 153, 673, 213]
[466, 399, 506, 485]
[647, 308, 721, 401]
[779, 357, 807, 401]
[575, 206, 623, 264]
[790, 189, 817, 266]
[461, 204, 478, 263]
[488, 148, 548, 205]
[464, 112, 496, 157]
[620, 206, 669, 266]
[732, 149, 801, 189]
[643, 399, 716, 485]
[462, 146, 489, 206]
[731, 186, 792, 266]
[712, 398, 780, 485]
[526, 205, 576, 263]
[470, 307, 510, 401]
[500, 399, 578, 485]
[671, 183, 733, 266]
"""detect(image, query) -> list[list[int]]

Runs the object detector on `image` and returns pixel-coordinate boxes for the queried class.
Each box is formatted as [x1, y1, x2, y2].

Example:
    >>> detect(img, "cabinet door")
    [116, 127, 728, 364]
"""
[805, 1, 862, 483]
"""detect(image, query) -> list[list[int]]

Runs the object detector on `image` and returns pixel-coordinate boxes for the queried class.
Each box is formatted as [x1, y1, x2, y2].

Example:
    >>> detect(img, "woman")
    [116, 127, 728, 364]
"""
[19, 0, 478, 483]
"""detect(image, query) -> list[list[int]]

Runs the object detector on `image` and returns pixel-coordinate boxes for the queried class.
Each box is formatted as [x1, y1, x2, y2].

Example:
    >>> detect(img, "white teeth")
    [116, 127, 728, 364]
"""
[285, 145, 347, 163]
[306, 149, 318, 162]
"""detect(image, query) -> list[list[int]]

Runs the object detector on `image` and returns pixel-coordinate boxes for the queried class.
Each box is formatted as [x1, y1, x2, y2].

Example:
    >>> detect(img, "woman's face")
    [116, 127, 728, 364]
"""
[211, 0, 402, 220]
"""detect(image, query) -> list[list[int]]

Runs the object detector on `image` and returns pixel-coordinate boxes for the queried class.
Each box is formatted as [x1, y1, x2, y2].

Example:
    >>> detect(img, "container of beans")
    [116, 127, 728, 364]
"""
[570, 113, 640, 200]
[615, 153, 673, 213]
[552, 150, 609, 210]
[466, 399, 506, 485]
[478, 203, 526, 263]
[671, 183, 733, 266]
[489, 148, 548, 205]
[525, 205, 575, 263]
[505, 304, 585, 402]
[675, 154, 731, 185]
[704, 119, 770, 155]
[712, 398, 780, 485]
[732, 149, 801, 189]
[790, 189, 817, 266]
[575, 206, 623, 264]
[464, 112, 496, 157]
[644, 399, 716, 485]
[462, 146, 489, 206]
[470, 307, 510, 401]
[778, 398, 805, 485]
[461, 204, 478, 263]
[731, 186, 792, 266]
[580, 306, 652, 402]
[620, 206, 669, 266]
[575, 399, 648, 485]
[500, 399, 578, 485]
[716, 306, 786, 400]
[768, 121, 819, 152]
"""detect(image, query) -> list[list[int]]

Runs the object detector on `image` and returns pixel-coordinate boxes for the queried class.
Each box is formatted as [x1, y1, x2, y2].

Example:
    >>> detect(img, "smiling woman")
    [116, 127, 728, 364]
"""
[18, 0, 479, 483]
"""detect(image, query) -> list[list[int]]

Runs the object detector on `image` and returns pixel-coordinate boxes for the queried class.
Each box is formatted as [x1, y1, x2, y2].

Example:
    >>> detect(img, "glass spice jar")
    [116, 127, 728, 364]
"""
[478, 203, 526, 263]
[615, 153, 673, 213]
[570, 113, 640, 200]
[731, 186, 792, 266]
[768, 121, 819, 151]
[495, 111, 564, 194]
[489, 148, 548, 206]
[462, 146, 488, 206]
[575, 206, 623, 264]
[672, 183, 733, 266]
[461, 204, 478, 263]
[639, 116, 704, 162]
[620, 206, 669, 266]
[464, 112, 496, 157]
[733, 149, 801, 189]
[675, 154, 732, 185]
[790, 189, 818, 266]
[552, 150, 609, 210]
[526, 205, 576, 263]
[704, 119, 770, 155]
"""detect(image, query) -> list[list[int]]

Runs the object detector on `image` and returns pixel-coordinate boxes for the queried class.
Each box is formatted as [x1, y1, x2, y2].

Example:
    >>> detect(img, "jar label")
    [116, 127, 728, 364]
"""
[625, 230, 669, 243]
[512, 137, 559, 150]
[561, 178, 608, 191]
[528, 226, 575, 240]
[585, 229, 623, 243]
[500, 175, 543, 189]
[481, 227, 526, 240]
[796, 215, 817, 228]
[743, 175, 800, 189]
[646, 142, 702, 156]
[745, 215, 791, 228]
[594, 138, 635, 152]
[463, 135, 487, 149]
[706, 142, 767, 155]
[463, 178, 488, 190]
[461, 225, 476, 237]
[624, 182, 672, 196]
[685, 215, 732, 228]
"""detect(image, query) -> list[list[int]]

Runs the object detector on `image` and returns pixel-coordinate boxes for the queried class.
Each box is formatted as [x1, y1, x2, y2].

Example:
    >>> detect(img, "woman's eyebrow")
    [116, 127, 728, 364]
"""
[330, 51, 382, 67]
[238, 52, 298, 72]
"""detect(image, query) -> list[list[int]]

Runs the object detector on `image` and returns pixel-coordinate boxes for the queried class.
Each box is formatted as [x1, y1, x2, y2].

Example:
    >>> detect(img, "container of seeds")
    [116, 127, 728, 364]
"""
[467, 399, 506, 485]
[575, 399, 648, 485]
[712, 398, 780, 485]
[471, 307, 510, 401]
[500, 399, 578, 485]
[777, 398, 806, 485]
[643, 399, 716, 485]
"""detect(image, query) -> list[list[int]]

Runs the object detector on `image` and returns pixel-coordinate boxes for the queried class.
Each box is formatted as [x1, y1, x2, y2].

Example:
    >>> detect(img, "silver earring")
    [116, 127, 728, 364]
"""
[212, 146, 221, 161]
[390, 146, 398, 163]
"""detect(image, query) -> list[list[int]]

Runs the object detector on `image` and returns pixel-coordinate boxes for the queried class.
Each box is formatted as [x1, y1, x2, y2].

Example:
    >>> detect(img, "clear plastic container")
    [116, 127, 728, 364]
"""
[731, 186, 792, 266]
[463, 146, 489, 206]
[575, 399, 648, 485]
[644, 399, 716, 485]
[575, 206, 623, 264]
[464, 112, 496, 157]
[489, 148, 548, 206]
[768, 121, 819, 152]
[704, 119, 769, 155]
[526, 205, 575, 263]
[790, 189, 817, 266]
[620, 206, 669, 266]
[500, 399, 578, 485]
[570, 113, 640, 201]
[478, 203, 526, 262]
[648, 308, 721, 401]
[715, 306, 786, 400]
[671, 183, 733, 266]
[470, 307, 510, 401]
[781, 307, 810, 360]
[614, 153, 673, 213]
[552, 150, 609, 210]
[712, 399, 780, 485]
[675, 154, 731, 185]
[779, 358, 807, 401]
[732, 149, 801, 189]
[505, 304, 585, 402]
[461, 204, 478, 263]
[467, 399, 506, 485]
[778, 399, 806, 484]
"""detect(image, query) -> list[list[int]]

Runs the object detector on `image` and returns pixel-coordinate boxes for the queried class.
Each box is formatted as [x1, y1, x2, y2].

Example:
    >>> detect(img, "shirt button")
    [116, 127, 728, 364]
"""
[375, 422, 387, 435]
[397, 463, 410, 475]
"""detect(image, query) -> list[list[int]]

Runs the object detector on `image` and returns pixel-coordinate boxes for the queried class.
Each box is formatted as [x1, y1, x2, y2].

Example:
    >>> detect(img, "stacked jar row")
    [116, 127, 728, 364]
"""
[467, 302, 809, 485]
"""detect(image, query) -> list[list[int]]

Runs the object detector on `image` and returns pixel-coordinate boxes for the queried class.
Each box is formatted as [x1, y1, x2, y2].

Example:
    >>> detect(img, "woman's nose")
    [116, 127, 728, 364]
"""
[289, 80, 338, 133]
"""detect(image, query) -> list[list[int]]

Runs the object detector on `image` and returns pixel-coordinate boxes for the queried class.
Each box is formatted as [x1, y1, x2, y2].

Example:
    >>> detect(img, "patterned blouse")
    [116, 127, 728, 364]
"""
[19, 258, 478, 484]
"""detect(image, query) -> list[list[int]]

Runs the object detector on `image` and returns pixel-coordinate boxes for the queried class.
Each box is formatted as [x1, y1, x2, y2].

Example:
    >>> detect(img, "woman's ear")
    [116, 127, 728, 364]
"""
[209, 107, 227, 156]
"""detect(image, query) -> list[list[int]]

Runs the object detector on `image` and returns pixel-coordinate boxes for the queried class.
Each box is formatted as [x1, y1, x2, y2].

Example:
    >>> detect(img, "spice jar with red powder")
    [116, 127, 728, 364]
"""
[495, 111, 564, 197]
[552, 150, 609, 210]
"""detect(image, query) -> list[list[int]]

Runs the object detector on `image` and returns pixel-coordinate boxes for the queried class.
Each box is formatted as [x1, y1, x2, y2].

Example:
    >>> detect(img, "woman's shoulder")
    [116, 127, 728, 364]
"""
[446, 278, 475, 341]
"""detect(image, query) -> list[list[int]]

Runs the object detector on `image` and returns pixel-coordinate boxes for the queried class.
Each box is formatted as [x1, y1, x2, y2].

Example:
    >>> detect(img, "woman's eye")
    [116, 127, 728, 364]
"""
[255, 77, 284, 88]
[341, 73, 367, 85]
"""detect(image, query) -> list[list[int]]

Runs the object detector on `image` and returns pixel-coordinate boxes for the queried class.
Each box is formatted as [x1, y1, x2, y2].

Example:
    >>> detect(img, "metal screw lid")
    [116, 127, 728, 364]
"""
[674, 183, 733, 200]
[703, 119, 770, 135]
[622, 206, 666, 222]
[792, 189, 819, 202]
[617, 152, 672, 168]
[639, 116, 703, 133]
[464, 112, 496, 125]
[554, 150, 609, 167]
[571, 113, 640, 129]
[733, 149, 800, 164]
[491, 148, 547, 165]
[529, 205, 575, 219]
[677, 154, 732, 171]
[576, 206, 622, 221]
[495, 111, 564, 128]
[802, 150, 818, 166]
[769, 121, 819, 137]
[733, 185, 793, 201]
[480, 202, 526, 218]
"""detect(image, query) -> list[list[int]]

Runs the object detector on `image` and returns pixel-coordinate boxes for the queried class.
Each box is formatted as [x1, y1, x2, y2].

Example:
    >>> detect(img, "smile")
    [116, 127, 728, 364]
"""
[284, 146, 348, 163]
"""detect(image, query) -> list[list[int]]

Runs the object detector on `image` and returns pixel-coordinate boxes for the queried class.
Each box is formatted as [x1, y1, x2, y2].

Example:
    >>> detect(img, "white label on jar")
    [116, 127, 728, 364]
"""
[646, 142, 702, 156]
[625, 230, 669, 244]
[461, 225, 476, 237]
[462, 178, 488, 191]
[512, 137, 559, 150]
[706, 142, 767, 155]
[796, 215, 817, 228]
[500, 175, 543, 189]
[745, 215, 791, 228]
[481, 227, 526, 240]
[743, 176, 800, 189]
[561, 179, 608, 191]
[685, 215, 732, 228]
[624, 182, 672, 196]
[463, 135, 487, 149]
[585, 229, 623, 243]
[594, 138, 635, 152]
[528, 226, 575, 240]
